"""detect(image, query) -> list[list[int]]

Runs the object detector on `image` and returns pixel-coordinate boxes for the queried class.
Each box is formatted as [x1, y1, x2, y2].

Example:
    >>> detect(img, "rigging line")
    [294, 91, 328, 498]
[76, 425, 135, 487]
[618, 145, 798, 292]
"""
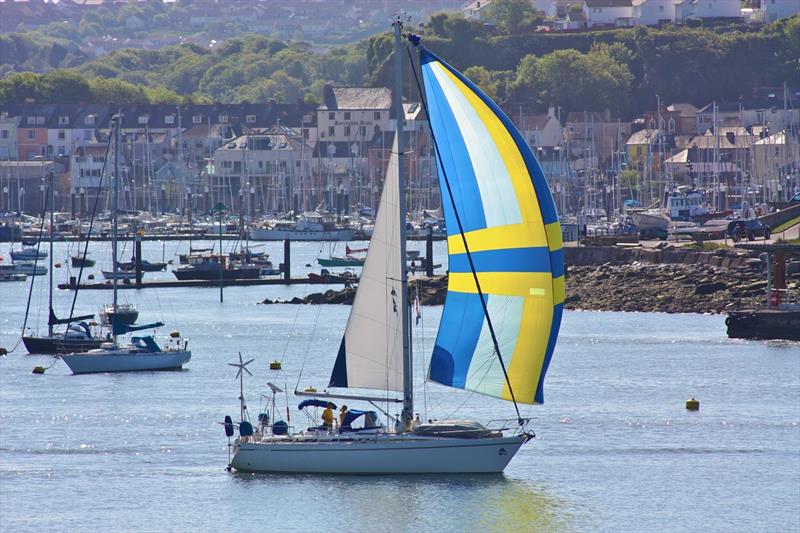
[406, 43, 523, 424]
[63, 130, 113, 337]
[294, 302, 323, 393]
[10, 180, 51, 352]
[280, 301, 303, 363]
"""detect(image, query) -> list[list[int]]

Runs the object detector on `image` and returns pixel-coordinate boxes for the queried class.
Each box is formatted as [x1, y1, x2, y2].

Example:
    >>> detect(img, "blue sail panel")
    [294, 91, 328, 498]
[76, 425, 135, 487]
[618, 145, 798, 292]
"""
[421, 46, 564, 405]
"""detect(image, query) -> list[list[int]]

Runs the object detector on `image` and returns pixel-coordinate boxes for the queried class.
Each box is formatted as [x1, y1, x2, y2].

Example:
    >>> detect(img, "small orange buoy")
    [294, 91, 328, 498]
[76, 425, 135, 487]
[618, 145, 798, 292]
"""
[685, 397, 699, 411]
[32, 366, 45, 374]
[55, 263, 61, 268]
[269, 360, 281, 370]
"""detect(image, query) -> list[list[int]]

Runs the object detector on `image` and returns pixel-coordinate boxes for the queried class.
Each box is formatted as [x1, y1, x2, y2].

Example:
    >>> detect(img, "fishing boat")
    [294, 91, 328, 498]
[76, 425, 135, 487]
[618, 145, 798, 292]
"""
[119, 259, 168, 272]
[225, 24, 563, 474]
[172, 254, 261, 280]
[22, 170, 104, 355]
[62, 114, 191, 374]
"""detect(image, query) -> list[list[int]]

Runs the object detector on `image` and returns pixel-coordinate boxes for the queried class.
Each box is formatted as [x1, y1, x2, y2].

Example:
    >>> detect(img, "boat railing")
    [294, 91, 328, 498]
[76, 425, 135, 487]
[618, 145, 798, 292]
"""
[486, 418, 533, 436]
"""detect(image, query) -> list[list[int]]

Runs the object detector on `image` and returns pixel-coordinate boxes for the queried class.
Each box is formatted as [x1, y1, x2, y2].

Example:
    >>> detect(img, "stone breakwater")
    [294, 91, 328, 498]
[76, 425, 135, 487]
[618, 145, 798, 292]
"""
[260, 246, 799, 314]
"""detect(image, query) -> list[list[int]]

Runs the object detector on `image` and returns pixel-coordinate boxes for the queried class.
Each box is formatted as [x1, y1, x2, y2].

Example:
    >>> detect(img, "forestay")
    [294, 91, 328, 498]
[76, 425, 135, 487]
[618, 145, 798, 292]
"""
[329, 136, 404, 391]
[420, 46, 564, 405]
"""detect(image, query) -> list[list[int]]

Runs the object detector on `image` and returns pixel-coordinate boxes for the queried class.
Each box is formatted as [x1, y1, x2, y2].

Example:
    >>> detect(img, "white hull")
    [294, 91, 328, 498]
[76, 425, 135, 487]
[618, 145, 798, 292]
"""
[231, 434, 526, 474]
[102, 270, 138, 280]
[248, 228, 355, 241]
[632, 211, 670, 230]
[62, 350, 191, 374]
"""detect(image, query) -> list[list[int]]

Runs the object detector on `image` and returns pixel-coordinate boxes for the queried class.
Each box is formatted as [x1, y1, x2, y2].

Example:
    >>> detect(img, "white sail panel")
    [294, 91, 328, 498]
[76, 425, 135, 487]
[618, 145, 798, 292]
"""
[329, 136, 404, 392]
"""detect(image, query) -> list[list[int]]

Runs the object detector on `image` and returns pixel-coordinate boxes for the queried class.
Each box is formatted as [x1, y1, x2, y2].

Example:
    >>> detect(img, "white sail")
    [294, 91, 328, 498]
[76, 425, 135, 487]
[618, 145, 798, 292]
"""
[329, 136, 404, 392]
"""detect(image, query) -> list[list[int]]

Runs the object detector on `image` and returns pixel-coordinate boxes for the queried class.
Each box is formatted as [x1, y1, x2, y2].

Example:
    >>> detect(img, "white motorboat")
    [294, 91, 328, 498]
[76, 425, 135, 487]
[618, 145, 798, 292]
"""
[225, 24, 564, 475]
[10, 246, 47, 261]
[12, 261, 47, 276]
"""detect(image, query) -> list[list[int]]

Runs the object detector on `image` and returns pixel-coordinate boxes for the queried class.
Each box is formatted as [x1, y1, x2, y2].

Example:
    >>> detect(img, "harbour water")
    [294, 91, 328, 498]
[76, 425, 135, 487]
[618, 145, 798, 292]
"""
[1, 241, 798, 532]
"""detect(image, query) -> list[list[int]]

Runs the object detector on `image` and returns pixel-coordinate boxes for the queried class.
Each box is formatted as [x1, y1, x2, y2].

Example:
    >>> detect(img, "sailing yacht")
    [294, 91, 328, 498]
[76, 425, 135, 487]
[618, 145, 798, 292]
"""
[61, 114, 191, 374]
[22, 170, 103, 355]
[227, 23, 563, 475]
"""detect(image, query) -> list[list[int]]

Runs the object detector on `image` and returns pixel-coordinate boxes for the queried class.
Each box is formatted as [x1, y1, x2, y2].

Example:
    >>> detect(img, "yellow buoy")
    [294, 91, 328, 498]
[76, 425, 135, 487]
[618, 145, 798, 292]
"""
[685, 397, 699, 411]
[32, 366, 45, 374]
[269, 360, 282, 370]
[304, 386, 317, 393]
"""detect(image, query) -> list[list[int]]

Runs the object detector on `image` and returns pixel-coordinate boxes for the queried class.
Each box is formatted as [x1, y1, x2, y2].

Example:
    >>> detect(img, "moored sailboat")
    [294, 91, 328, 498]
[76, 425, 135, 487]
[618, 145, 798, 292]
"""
[225, 23, 563, 474]
[61, 114, 191, 374]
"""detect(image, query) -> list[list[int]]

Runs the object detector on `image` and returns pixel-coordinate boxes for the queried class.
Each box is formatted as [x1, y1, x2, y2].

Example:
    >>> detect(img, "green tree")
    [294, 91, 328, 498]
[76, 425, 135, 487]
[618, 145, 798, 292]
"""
[89, 78, 148, 104]
[483, 0, 542, 35]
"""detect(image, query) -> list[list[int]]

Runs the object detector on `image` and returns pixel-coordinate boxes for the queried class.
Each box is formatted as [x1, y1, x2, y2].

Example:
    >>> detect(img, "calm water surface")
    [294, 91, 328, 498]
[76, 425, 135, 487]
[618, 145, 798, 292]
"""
[1, 241, 798, 532]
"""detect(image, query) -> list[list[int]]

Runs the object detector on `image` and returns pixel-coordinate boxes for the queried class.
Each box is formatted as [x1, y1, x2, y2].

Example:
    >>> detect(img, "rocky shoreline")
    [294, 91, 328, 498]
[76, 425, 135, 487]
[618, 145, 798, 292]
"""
[260, 247, 799, 314]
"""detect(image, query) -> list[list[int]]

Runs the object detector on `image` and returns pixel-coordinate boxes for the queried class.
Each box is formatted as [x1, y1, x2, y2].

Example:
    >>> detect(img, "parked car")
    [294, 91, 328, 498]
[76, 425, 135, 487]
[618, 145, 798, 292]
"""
[726, 219, 771, 242]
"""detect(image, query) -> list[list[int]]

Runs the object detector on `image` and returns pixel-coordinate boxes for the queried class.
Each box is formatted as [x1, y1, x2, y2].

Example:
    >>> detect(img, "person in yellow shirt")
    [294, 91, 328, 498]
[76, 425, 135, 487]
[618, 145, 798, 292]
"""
[321, 403, 335, 429]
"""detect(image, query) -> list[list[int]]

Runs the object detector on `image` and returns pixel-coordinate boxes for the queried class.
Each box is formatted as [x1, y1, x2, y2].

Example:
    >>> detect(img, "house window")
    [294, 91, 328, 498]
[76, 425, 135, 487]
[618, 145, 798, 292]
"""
[138, 115, 149, 124]
[222, 160, 232, 169]
[193, 115, 202, 124]
[58, 130, 65, 140]
[58, 146, 65, 156]
[165, 115, 175, 125]
[344, 112, 351, 120]
[328, 112, 335, 120]
[0, 130, 8, 139]
[328, 126, 335, 136]
[258, 161, 263, 169]
[374, 111, 381, 120]
[296, 160, 301, 168]
[246, 115, 256, 124]
[303, 114, 312, 123]
[85, 115, 95, 125]
[28, 129, 35, 139]
[659, 5, 663, 11]
[58, 116, 69, 126]
[344, 126, 351, 136]
[219, 114, 228, 123]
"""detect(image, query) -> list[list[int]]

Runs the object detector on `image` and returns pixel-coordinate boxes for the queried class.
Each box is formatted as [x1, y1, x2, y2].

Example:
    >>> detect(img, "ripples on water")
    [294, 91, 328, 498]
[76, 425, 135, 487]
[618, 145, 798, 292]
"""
[1, 241, 798, 532]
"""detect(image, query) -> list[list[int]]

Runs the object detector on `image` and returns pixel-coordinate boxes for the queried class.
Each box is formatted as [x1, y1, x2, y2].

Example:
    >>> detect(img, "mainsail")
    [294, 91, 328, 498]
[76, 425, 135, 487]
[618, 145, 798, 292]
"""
[329, 136, 404, 391]
[420, 46, 564, 405]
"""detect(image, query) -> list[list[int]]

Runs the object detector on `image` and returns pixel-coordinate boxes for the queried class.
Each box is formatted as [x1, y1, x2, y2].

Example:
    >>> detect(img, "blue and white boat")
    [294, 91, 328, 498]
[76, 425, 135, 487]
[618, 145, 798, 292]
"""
[10, 246, 47, 261]
[225, 22, 563, 474]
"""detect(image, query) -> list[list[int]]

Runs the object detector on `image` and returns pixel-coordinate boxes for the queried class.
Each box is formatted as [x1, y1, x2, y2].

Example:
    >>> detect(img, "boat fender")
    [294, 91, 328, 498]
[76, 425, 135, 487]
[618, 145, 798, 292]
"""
[685, 397, 699, 411]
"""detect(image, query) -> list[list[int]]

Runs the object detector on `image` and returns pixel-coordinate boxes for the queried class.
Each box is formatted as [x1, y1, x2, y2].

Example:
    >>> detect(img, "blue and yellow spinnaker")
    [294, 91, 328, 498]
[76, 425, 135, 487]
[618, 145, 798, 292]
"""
[420, 46, 563, 405]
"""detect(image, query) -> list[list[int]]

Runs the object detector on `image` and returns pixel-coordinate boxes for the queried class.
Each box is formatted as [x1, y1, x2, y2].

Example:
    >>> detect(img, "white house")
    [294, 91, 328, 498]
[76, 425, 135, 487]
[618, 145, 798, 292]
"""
[583, 0, 634, 27]
[675, 0, 742, 22]
[761, 0, 800, 22]
[632, 0, 678, 25]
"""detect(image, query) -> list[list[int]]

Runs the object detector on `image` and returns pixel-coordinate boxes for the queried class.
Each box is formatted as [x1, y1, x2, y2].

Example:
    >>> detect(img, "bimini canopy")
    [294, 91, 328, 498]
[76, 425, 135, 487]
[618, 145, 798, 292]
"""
[340, 410, 381, 430]
[297, 399, 337, 410]
[419, 45, 564, 405]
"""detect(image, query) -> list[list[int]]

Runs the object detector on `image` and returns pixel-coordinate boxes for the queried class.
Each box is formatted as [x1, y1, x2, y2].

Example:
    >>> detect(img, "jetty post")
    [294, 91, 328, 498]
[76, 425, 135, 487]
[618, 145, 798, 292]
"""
[283, 239, 291, 281]
[134, 231, 143, 288]
[426, 227, 434, 277]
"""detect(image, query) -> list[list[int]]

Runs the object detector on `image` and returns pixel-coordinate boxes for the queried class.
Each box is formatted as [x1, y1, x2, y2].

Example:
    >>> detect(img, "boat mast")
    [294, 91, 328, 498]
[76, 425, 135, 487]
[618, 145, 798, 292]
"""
[394, 18, 413, 431]
[112, 113, 120, 345]
[47, 168, 54, 338]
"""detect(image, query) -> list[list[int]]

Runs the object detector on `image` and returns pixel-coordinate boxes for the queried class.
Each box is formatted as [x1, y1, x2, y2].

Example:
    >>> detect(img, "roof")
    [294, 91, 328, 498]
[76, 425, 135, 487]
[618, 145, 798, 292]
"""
[585, 0, 633, 6]
[321, 85, 392, 111]
[754, 131, 789, 145]
[666, 103, 699, 115]
[626, 129, 662, 145]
